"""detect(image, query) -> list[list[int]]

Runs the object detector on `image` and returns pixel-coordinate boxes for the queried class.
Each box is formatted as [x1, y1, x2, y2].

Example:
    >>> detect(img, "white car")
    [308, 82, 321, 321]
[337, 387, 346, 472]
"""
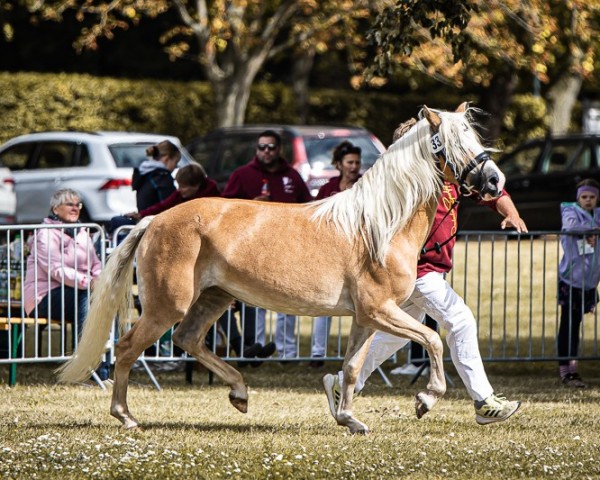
[0, 166, 16, 224]
[0, 131, 194, 226]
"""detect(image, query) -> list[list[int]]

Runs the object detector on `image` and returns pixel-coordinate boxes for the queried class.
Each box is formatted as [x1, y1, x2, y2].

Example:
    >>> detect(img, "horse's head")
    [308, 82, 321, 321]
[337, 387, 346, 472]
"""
[421, 103, 506, 200]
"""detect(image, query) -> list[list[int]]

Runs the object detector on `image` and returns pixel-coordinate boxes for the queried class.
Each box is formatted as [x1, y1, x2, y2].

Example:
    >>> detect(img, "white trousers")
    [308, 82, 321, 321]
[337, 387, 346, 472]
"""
[350, 271, 493, 402]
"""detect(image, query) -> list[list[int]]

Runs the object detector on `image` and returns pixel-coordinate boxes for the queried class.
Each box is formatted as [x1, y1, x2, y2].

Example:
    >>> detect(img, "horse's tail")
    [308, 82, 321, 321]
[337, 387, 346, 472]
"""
[56, 216, 154, 383]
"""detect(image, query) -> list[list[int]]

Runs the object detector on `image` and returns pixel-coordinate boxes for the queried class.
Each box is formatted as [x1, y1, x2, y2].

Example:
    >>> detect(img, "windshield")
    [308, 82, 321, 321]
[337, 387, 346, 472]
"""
[109, 143, 192, 168]
[303, 135, 383, 173]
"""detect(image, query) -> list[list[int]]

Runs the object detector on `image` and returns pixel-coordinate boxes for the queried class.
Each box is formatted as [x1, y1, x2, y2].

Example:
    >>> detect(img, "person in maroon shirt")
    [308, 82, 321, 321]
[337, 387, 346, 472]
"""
[324, 118, 529, 426]
[125, 163, 220, 220]
[222, 130, 312, 363]
[310, 141, 363, 368]
[221, 130, 312, 203]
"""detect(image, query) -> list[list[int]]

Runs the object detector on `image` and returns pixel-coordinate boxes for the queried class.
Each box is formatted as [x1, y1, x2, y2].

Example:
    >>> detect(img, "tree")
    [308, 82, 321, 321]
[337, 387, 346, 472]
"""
[14, 0, 381, 128]
[367, 0, 600, 138]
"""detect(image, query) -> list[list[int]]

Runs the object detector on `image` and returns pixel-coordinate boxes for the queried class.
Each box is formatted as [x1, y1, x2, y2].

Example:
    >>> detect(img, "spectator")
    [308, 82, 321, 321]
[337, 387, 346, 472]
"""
[23, 188, 110, 383]
[309, 140, 363, 369]
[323, 118, 528, 425]
[125, 163, 220, 221]
[215, 301, 275, 368]
[222, 129, 312, 361]
[109, 140, 180, 235]
[557, 178, 600, 388]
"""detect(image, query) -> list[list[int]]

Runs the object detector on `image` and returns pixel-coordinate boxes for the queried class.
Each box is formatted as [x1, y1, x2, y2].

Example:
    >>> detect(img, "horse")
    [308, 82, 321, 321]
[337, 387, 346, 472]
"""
[57, 103, 506, 434]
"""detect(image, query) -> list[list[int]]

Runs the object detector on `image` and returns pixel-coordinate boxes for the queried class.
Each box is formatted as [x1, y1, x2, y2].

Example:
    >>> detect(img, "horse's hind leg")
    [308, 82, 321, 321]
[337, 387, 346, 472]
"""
[112, 312, 183, 429]
[336, 320, 375, 435]
[171, 288, 249, 413]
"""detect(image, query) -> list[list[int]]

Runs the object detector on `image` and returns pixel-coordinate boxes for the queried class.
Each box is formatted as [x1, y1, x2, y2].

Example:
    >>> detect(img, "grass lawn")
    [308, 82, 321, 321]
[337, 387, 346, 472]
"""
[1, 360, 600, 479]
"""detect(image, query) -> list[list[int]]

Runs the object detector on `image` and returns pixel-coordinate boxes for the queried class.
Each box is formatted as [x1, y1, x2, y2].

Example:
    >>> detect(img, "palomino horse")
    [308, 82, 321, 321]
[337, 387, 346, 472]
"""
[58, 104, 505, 434]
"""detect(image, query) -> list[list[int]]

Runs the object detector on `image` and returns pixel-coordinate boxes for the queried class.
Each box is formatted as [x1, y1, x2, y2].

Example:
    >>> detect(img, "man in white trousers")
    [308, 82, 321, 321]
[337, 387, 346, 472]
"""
[323, 120, 528, 425]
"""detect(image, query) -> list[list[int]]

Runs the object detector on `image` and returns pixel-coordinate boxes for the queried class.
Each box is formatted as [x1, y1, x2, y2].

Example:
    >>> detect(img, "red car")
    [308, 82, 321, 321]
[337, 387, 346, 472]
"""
[186, 124, 386, 197]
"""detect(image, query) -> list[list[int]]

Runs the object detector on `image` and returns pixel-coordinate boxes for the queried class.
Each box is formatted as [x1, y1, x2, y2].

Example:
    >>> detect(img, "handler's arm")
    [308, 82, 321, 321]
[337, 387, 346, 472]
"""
[496, 195, 528, 233]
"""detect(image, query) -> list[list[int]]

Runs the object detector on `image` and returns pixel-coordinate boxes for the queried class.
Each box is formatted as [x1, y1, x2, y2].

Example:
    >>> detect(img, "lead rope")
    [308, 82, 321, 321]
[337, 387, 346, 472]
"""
[420, 196, 461, 255]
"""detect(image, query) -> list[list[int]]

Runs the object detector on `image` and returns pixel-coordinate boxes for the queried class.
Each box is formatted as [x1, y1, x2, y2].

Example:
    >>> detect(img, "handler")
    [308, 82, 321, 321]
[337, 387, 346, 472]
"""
[323, 119, 528, 425]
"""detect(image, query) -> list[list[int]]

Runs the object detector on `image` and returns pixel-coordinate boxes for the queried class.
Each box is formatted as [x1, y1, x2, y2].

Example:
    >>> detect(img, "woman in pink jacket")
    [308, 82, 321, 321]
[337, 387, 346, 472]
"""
[23, 188, 109, 381]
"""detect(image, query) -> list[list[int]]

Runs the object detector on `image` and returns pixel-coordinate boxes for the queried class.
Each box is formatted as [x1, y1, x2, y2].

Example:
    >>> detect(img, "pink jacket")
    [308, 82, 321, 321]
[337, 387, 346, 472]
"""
[23, 218, 102, 315]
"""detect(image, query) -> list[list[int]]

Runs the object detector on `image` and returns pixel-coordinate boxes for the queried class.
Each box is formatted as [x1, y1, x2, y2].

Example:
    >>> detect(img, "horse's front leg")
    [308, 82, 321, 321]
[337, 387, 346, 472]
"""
[336, 320, 374, 435]
[172, 288, 249, 413]
[365, 299, 446, 418]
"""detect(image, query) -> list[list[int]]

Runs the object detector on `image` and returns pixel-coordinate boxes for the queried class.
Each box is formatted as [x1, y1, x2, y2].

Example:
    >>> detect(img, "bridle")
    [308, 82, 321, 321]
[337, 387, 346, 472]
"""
[420, 131, 492, 255]
[430, 131, 492, 196]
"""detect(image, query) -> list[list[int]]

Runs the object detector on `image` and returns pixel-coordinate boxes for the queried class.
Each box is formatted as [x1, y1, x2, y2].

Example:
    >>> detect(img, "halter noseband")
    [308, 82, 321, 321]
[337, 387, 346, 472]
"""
[430, 132, 491, 196]
[420, 134, 493, 256]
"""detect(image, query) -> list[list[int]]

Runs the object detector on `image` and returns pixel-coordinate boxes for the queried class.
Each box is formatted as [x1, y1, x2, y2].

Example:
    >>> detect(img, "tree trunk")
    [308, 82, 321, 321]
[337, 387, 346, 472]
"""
[547, 73, 583, 134]
[211, 56, 265, 128]
[292, 47, 315, 124]
[477, 71, 519, 142]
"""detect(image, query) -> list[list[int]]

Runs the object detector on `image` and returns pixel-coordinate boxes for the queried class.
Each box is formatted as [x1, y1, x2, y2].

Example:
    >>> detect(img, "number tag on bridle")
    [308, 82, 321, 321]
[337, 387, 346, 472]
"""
[431, 133, 444, 153]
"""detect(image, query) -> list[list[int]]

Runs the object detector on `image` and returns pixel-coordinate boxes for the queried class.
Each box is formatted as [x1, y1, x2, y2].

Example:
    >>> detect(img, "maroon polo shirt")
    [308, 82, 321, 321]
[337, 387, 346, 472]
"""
[315, 175, 362, 200]
[222, 157, 313, 203]
[419, 182, 505, 277]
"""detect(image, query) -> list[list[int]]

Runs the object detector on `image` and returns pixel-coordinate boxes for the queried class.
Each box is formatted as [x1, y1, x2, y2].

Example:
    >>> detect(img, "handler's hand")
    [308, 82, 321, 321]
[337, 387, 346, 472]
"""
[500, 215, 528, 233]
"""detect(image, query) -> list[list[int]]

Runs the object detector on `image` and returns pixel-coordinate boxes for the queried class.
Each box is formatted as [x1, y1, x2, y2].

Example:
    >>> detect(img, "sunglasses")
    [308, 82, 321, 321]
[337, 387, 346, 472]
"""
[257, 143, 277, 152]
[63, 202, 83, 209]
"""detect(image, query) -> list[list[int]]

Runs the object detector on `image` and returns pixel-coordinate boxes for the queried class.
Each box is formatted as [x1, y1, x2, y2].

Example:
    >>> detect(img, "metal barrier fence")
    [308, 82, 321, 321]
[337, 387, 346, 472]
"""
[1, 224, 598, 386]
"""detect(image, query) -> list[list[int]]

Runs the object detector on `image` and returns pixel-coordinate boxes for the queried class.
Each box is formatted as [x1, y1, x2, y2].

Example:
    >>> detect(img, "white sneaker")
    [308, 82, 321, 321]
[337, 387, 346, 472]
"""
[474, 394, 521, 425]
[322, 374, 341, 419]
[390, 363, 428, 376]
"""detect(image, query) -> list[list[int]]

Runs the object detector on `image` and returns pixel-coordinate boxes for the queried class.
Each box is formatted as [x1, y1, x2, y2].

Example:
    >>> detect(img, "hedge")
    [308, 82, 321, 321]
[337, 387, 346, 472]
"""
[0, 71, 546, 150]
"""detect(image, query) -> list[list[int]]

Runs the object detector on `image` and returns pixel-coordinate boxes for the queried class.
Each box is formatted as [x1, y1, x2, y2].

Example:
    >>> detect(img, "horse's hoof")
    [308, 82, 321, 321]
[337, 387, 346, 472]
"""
[414, 392, 434, 419]
[348, 425, 370, 435]
[345, 417, 370, 435]
[229, 395, 248, 413]
[121, 418, 140, 429]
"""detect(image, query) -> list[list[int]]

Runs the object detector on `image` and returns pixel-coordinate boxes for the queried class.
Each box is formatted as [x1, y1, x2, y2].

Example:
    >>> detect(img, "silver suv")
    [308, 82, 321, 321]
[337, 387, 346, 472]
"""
[0, 131, 194, 226]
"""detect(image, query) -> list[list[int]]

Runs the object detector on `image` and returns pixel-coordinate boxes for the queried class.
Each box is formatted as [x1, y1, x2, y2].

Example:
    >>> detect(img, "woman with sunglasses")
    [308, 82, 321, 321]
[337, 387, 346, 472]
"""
[23, 188, 111, 383]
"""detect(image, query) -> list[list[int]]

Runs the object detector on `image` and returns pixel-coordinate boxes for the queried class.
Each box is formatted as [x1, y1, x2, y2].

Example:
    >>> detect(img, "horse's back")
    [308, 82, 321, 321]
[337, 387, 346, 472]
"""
[136, 197, 359, 315]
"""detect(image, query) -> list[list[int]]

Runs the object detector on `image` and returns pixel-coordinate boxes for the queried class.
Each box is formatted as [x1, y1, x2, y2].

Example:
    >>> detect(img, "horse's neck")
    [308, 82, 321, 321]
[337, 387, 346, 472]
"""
[389, 196, 439, 256]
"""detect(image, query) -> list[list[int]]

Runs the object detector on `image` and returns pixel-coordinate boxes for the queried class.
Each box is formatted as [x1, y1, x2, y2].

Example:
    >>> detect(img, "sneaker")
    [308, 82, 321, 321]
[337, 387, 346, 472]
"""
[474, 393, 521, 425]
[155, 361, 185, 372]
[322, 373, 341, 418]
[257, 342, 276, 358]
[308, 359, 325, 369]
[238, 342, 263, 368]
[562, 373, 587, 388]
[390, 363, 428, 376]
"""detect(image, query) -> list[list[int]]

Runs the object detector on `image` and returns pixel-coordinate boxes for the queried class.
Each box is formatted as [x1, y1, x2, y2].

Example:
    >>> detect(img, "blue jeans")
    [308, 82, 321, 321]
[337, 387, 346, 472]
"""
[36, 286, 111, 380]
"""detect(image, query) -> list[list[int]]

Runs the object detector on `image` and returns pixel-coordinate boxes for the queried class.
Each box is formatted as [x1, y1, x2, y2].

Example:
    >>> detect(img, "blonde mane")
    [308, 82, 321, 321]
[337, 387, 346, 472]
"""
[309, 108, 481, 264]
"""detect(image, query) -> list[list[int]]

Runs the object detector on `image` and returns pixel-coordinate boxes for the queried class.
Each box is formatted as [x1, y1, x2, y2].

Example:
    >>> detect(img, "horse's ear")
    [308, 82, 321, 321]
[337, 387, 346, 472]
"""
[455, 102, 468, 113]
[422, 106, 441, 128]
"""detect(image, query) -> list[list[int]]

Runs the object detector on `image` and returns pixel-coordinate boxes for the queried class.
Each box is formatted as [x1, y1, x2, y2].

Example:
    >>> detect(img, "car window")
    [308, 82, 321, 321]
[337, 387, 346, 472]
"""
[498, 144, 543, 175]
[542, 142, 583, 173]
[35, 142, 78, 169]
[109, 144, 154, 168]
[0, 142, 33, 171]
[570, 143, 593, 171]
[303, 134, 382, 172]
[188, 137, 220, 171]
[220, 134, 260, 177]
